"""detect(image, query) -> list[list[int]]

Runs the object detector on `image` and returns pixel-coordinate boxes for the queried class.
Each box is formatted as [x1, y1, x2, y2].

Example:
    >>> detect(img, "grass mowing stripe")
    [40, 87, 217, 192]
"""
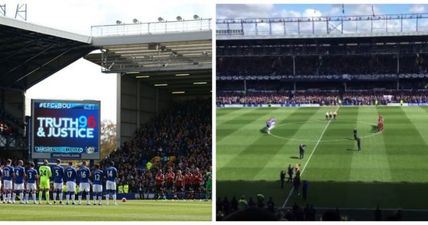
[218, 108, 319, 181]
[377, 107, 428, 208]
[217, 108, 285, 143]
[216, 108, 289, 169]
[381, 107, 428, 182]
[253, 108, 330, 180]
[281, 106, 339, 208]
[403, 106, 428, 146]
[216, 108, 257, 126]
[0, 200, 211, 221]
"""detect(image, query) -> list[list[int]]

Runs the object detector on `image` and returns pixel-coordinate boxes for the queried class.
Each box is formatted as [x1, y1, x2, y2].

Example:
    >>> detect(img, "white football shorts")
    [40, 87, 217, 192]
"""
[66, 181, 76, 193]
[3, 180, 13, 190]
[93, 184, 103, 193]
[79, 182, 90, 192]
[14, 183, 24, 191]
[106, 181, 116, 191]
[26, 183, 37, 191]
[54, 182, 63, 190]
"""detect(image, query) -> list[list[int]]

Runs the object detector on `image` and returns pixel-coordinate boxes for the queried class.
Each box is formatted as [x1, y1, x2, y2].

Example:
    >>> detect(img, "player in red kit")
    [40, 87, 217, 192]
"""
[165, 167, 175, 196]
[155, 169, 165, 199]
[175, 170, 184, 199]
[184, 169, 193, 199]
[378, 114, 384, 132]
[193, 168, 203, 200]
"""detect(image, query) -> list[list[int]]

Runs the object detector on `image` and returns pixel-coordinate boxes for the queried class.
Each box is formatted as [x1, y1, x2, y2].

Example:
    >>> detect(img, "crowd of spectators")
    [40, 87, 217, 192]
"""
[217, 93, 290, 105]
[216, 194, 403, 221]
[102, 99, 212, 199]
[217, 90, 428, 106]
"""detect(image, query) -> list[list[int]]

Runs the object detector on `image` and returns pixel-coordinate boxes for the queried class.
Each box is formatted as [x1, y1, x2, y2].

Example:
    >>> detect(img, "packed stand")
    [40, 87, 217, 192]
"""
[216, 195, 404, 221]
[217, 90, 428, 106]
[102, 99, 212, 200]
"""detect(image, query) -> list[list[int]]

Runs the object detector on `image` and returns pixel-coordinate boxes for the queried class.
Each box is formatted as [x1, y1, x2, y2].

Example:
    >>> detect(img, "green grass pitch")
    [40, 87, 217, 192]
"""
[217, 106, 428, 210]
[0, 200, 211, 221]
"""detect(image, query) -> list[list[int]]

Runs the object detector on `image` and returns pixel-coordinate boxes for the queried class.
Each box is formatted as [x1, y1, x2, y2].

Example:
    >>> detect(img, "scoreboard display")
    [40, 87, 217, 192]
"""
[31, 99, 101, 160]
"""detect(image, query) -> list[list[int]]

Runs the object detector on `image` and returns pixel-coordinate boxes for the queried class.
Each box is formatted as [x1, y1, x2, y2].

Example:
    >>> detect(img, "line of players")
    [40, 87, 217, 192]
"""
[0, 159, 118, 205]
[325, 111, 337, 120]
[154, 167, 207, 199]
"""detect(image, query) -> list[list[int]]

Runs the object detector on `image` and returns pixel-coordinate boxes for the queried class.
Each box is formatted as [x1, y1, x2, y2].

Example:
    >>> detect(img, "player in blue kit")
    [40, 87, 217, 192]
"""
[92, 164, 104, 205]
[64, 161, 77, 205]
[13, 160, 26, 204]
[25, 162, 39, 204]
[77, 161, 91, 205]
[105, 161, 118, 205]
[52, 159, 65, 204]
[2, 159, 14, 203]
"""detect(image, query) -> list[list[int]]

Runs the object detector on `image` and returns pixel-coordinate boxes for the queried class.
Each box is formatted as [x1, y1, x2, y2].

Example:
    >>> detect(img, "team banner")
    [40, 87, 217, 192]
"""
[31, 99, 101, 159]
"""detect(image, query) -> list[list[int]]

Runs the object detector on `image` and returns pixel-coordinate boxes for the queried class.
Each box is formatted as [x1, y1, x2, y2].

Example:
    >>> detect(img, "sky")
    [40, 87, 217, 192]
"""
[216, 4, 428, 36]
[216, 4, 428, 19]
[1, 0, 211, 122]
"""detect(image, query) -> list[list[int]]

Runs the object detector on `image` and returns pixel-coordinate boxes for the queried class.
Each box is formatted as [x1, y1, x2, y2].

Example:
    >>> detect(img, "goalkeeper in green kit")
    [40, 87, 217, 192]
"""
[206, 172, 212, 200]
[39, 160, 52, 204]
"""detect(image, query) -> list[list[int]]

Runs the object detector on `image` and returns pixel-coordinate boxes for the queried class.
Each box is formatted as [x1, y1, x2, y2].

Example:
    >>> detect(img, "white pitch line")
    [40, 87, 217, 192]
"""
[281, 106, 340, 208]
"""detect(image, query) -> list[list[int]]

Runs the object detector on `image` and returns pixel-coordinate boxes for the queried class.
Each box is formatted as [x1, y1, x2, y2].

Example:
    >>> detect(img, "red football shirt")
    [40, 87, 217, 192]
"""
[155, 173, 164, 185]
[176, 174, 184, 187]
[184, 173, 193, 185]
[193, 172, 203, 185]
[166, 171, 175, 183]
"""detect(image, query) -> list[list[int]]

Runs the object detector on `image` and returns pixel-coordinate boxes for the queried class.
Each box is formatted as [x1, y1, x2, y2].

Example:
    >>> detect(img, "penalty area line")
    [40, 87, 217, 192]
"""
[281, 106, 340, 208]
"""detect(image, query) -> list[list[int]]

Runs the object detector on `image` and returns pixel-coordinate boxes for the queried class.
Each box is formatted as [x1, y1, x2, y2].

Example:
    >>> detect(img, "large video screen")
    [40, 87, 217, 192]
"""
[31, 99, 100, 160]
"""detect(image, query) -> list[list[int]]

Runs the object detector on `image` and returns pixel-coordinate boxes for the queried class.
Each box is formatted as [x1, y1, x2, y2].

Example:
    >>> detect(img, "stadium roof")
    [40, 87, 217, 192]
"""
[0, 16, 95, 90]
[85, 19, 212, 95]
[0, 17, 212, 94]
[217, 13, 428, 40]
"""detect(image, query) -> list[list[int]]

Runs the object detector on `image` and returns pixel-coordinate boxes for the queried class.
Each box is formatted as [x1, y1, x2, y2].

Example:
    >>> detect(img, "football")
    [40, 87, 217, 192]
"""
[122, 198, 127, 202]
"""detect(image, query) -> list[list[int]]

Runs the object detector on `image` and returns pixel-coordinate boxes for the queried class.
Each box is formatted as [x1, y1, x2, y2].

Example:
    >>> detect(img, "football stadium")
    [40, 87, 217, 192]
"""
[216, 8, 428, 221]
[0, 6, 211, 221]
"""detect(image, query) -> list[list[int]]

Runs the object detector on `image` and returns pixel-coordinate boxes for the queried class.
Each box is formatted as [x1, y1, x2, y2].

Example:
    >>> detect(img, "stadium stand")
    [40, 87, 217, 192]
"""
[217, 38, 428, 107]
[102, 99, 212, 199]
[216, 194, 405, 221]
[217, 21, 428, 107]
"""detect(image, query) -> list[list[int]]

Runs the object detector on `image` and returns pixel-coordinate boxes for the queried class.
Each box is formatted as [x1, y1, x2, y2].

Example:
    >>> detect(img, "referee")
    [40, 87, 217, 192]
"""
[353, 128, 358, 140]
[357, 137, 361, 151]
[299, 144, 306, 159]
[353, 128, 361, 151]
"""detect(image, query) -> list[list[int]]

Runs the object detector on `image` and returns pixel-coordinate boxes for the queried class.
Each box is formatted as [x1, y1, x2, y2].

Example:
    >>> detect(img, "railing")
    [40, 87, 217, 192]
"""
[217, 13, 428, 38]
[91, 18, 211, 37]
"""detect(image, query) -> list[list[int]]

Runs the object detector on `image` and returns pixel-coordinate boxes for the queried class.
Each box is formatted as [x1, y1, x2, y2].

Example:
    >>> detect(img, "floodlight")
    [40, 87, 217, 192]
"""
[172, 91, 185, 94]
[193, 82, 207, 85]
